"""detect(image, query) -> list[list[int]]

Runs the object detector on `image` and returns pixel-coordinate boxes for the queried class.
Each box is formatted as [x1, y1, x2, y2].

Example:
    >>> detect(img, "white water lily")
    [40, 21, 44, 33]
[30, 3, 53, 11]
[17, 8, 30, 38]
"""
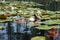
[29, 17, 35, 22]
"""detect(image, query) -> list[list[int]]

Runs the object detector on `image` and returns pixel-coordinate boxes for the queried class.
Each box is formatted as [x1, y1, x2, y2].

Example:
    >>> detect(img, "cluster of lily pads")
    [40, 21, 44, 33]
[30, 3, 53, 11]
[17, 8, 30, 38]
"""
[0, 1, 60, 29]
